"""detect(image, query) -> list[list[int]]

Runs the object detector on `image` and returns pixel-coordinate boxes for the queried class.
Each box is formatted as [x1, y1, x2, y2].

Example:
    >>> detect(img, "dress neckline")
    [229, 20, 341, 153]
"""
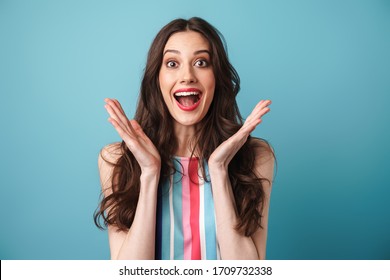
[173, 155, 199, 160]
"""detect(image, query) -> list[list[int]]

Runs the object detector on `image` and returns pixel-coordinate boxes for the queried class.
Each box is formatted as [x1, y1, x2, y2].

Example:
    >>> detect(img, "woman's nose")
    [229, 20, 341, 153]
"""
[180, 65, 197, 84]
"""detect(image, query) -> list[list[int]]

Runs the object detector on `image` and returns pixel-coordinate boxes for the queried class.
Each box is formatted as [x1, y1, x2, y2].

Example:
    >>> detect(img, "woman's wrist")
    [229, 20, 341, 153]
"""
[208, 162, 229, 175]
[208, 166, 231, 193]
[140, 172, 159, 182]
[140, 169, 160, 191]
[140, 162, 161, 178]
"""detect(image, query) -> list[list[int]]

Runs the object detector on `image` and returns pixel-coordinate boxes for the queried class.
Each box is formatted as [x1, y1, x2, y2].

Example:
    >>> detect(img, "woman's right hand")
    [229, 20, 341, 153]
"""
[104, 98, 161, 175]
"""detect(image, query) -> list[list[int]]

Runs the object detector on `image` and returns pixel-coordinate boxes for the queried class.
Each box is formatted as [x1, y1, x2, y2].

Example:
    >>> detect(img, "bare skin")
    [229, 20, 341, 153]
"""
[98, 31, 274, 259]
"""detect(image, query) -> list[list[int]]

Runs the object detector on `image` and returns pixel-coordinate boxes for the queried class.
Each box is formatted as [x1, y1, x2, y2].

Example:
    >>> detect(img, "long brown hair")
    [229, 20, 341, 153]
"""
[94, 17, 274, 237]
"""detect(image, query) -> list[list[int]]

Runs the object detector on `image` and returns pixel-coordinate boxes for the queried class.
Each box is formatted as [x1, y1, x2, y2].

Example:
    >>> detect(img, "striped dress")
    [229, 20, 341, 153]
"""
[155, 157, 220, 260]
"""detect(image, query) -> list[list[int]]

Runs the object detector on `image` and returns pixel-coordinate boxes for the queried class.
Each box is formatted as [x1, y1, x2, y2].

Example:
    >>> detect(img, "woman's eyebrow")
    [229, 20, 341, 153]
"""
[163, 49, 211, 56]
[194, 50, 210, 55]
[163, 49, 180, 55]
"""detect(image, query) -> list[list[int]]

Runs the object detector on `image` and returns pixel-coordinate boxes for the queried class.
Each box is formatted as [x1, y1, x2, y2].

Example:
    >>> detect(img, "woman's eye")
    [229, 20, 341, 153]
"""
[195, 60, 208, 67]
[166, 61, 178, 68]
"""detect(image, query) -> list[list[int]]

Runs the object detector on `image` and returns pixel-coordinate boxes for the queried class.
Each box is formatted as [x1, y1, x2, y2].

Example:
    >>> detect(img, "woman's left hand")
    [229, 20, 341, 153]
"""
[208, 100, 271, 170]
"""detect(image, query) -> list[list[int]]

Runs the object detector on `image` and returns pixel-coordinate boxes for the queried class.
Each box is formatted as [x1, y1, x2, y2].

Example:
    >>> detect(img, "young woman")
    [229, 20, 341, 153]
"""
[94, 17, 275, 260]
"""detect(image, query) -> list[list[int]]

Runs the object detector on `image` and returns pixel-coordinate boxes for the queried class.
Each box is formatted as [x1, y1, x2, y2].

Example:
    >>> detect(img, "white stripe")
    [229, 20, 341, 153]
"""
[169, 176, 174, 260]
[198, 170, 206, 260]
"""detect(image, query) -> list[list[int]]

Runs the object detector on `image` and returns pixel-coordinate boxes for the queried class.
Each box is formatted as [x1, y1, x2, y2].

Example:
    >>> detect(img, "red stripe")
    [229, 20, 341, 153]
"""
[189, 158, 201, 260]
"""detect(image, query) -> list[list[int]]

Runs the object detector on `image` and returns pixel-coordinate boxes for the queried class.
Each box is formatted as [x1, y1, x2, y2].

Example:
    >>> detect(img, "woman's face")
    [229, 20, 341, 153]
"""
[159, 31, 215, 128]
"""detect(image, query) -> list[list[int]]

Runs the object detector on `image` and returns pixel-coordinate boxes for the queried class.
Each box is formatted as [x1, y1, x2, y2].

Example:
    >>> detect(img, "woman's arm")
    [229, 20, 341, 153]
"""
[208, 100, 273, 259]
[250, 148, 274, 260]
[209, 147, 274, 259]
[100, 98, 161, 259]
[99, 147, 159, 259]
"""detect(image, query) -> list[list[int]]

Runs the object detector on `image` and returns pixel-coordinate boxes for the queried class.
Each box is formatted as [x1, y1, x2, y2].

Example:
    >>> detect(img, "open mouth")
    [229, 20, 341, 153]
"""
[173, 90, 202, 111]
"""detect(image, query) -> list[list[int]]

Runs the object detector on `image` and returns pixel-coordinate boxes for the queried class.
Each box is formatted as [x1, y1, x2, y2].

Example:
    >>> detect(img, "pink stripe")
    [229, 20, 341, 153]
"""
[181, 159, 192, 260]
[189, 158, 201, 260]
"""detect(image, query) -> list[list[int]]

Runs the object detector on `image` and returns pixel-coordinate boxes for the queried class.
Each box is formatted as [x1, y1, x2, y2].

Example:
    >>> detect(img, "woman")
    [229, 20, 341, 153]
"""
[94, 17, 275, 260]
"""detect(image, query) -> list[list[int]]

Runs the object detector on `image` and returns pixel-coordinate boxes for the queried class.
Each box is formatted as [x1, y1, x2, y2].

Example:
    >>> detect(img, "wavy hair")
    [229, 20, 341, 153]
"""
[94, 17, 274, 237]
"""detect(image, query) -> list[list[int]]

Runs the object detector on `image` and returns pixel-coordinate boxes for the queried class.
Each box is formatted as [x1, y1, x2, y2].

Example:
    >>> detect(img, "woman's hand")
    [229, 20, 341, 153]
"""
[104, 98, 161, 175]
[208, 100, 271, 170]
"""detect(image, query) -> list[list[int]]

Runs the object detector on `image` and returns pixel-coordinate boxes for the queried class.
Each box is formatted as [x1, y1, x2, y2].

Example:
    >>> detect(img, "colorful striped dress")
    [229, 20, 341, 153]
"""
[155, 157, 220, 260]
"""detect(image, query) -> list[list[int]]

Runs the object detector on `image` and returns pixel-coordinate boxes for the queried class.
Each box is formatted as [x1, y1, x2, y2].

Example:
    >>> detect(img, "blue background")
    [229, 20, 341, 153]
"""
[1, 0, 389, 260]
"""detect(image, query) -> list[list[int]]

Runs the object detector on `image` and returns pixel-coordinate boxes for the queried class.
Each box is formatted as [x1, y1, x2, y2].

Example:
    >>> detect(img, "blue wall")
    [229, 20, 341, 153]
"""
[0, 0, 389, 259]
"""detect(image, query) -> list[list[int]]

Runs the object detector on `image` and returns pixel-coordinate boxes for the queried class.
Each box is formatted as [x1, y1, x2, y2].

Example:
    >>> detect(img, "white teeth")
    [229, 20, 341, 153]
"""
[174, 91, 200, 97]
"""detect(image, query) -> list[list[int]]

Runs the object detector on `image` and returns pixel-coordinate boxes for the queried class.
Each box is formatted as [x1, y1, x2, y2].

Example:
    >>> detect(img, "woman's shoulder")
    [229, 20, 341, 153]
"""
[248, 138, 275, 172]
[98, 142, 124, 168]
[249, 138, 274, 157]
[98, 142, 124, 194]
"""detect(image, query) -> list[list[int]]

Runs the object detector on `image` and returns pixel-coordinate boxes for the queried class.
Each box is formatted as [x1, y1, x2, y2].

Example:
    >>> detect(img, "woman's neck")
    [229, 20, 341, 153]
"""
[173, 123, 198, 157]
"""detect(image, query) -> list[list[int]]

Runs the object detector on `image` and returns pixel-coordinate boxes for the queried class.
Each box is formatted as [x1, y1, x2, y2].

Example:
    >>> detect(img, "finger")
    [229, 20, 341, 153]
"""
[111, 99, 127, 116]
[105, 99, 137, 137]
[105, 98, 127, 123]
[105, 103, 132, 136]
[124, 119, 144, 142]
[129, 120, 149, 140]
[105, 99, 130, 129]
[108, 117, 136, 146]
[104, 99, 131, 129]
[104, 102, 123, 125]
[254, 100, 271, 114]
[248, 100, 271, 121]
[245, 110, 268, 129]
[245, 100, 270, 122]
[253, 106, 270, 120]
[243, 104, 269, 130]
[239, 119, 262, 137]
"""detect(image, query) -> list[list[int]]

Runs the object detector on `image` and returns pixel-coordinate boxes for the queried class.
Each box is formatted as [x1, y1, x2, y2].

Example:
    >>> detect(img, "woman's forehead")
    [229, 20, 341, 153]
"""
[163, 31, 210, 53]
